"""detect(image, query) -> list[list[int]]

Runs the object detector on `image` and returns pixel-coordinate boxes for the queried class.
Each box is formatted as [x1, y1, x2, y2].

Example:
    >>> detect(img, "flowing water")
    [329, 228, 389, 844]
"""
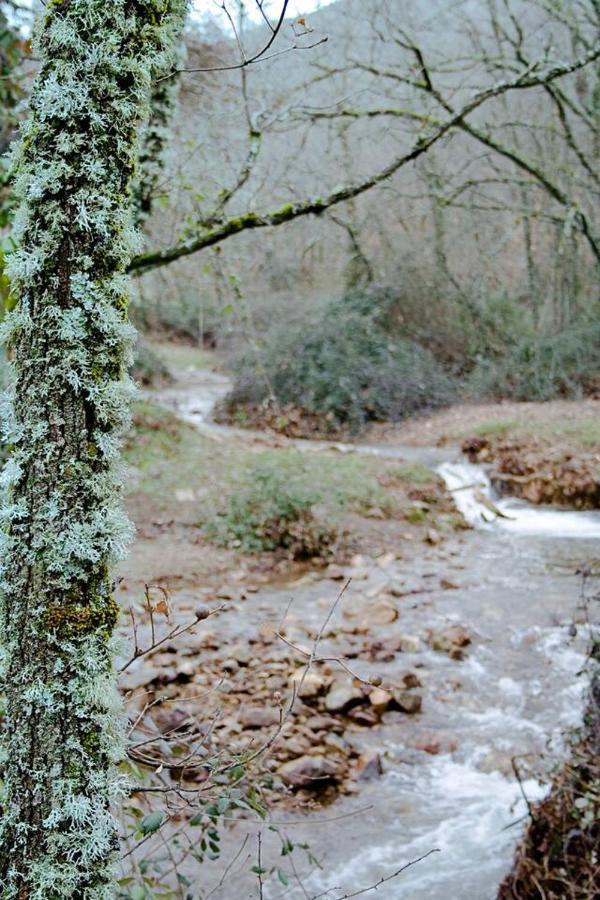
[151, 370, 599, 900]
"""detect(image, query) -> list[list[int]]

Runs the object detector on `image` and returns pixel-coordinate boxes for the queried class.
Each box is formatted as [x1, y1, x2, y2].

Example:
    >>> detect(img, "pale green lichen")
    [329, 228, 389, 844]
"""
[0, 2, 188, 897]
[133, 6, 188, 225]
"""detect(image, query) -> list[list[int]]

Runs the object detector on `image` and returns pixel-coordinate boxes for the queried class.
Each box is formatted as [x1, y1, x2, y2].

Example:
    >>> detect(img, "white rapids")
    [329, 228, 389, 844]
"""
[437, 460, 600, 539]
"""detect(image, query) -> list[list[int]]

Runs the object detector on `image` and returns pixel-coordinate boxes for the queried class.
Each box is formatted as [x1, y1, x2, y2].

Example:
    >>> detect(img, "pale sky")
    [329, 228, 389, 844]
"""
[191, 0, 335, 25]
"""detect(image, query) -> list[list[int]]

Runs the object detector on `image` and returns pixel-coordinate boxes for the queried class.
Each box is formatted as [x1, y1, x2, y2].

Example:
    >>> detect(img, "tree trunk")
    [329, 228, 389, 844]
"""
[133, 41, 186, 226]
[0, 2, 186, 897]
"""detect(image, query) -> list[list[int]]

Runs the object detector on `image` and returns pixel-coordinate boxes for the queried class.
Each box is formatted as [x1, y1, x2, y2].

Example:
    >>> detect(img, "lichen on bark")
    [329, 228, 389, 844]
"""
[133, 37, 187, 226]
[0, 1, 187, 897]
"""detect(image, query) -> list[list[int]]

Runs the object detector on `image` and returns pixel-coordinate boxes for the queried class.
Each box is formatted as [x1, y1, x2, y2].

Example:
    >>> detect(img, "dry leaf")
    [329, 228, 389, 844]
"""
[155, 598, 169, 617]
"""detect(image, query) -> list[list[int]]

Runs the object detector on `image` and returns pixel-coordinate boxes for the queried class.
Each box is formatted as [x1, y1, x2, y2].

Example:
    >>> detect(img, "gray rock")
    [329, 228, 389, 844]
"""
[392, 690, 423, 714]
[357, 752, 384, 781]
[290, 670, 326, 699]
[304, 715, 344, 734]
[240, 707, 281, 729]
[229, 642, 252, 666]
[278, 754, 343, 789]
[324, 681, 364, 713]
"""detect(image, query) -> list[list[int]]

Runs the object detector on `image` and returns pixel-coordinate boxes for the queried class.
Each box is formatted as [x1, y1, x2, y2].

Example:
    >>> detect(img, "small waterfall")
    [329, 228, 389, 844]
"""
[437, 461, 600, 539]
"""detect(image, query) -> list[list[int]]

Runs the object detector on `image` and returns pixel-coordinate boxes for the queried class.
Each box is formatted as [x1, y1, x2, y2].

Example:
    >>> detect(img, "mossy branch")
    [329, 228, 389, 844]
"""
[130, 43, 600, 275]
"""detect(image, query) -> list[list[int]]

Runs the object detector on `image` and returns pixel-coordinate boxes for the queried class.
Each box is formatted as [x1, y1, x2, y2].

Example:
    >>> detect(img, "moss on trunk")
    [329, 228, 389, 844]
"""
[0, 2, 187, 897]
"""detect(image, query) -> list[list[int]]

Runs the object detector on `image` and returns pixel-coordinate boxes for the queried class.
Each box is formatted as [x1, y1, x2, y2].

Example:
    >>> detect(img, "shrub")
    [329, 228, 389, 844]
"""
[130, 338, 172, 386]
[468, 311, 600, 401]
[133, 288, 224, 345]
[225, 288, 458, 432]
[205, 458, 336, 557]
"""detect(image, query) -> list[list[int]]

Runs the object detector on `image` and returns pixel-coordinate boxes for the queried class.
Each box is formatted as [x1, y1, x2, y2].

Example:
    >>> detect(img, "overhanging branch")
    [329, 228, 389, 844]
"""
[130, 43, 600, 275]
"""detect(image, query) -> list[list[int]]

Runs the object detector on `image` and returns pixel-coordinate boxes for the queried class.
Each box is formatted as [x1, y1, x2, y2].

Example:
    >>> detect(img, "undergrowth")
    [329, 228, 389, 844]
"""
[202, 452, 393, 556]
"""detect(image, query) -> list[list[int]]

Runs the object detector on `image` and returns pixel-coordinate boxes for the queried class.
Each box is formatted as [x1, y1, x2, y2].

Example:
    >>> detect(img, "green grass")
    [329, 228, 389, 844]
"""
[474, 419, 519, 438]
[471, 415, 600, 449]
[125, 401, 394, 524]
[556, 420, 600, 449]
[450, 409, 599, 451]
[385, 461, 437, 487]
[124, 401, 189, 469]
[146, 339, 217, 373]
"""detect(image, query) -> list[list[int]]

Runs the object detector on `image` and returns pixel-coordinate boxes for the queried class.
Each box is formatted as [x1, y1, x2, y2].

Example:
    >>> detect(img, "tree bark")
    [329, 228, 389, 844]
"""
[0, 2, 186, 897]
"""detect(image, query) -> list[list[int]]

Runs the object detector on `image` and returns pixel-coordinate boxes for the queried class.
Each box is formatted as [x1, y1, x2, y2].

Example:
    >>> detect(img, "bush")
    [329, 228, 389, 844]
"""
[133, 289, 225, 345]
[225, 288, 458, 432]
[469, 311, 600, 401]
[205, 458, 336, 557]
[130, 339, 172, 386]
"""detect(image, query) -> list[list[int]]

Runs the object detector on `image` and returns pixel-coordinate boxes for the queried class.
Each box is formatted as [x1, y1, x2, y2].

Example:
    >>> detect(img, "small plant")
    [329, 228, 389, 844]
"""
[205, 458, 336, 557]
[124, 401, 186, 467]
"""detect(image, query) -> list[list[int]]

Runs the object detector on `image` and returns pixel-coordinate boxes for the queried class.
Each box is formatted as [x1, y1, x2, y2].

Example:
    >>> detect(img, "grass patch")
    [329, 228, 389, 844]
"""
[204, 457, 335, 556]
[474, 419, 519, 438]
[124, 401, 188, 469]
[405, 505, 428, 524]
[385, 461, 437, 487]
[203, 452, 394, 555]
[125, 401, 393, 551]
[448, 405, 600, 452]
[557, 420, 600, 449]
[146, 340, 217, 373]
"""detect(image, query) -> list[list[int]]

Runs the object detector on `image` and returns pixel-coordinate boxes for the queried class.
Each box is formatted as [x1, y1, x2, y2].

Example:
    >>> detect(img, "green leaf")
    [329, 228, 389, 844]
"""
[277, 869, 289, 886]
[139, 810, 164, 835]
[129, 887, 148, 900]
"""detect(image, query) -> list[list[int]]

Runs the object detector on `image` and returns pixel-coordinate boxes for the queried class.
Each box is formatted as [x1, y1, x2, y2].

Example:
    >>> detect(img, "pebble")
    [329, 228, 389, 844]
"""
[240, 707, 281, 729]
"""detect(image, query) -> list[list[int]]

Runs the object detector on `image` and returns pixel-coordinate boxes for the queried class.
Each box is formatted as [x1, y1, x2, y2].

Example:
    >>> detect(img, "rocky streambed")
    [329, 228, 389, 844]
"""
[123, 369, 600, 899]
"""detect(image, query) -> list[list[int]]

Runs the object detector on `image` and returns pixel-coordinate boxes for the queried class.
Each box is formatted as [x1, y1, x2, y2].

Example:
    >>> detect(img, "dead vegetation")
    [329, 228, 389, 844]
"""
[463, 437, 600, 510]
[497, 671, 600, 899]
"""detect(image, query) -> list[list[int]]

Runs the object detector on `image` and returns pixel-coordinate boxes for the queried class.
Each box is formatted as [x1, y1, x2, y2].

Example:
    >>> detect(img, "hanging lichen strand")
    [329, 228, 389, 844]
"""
[133, 39, 187, 225]
[0, 1, 187, 897]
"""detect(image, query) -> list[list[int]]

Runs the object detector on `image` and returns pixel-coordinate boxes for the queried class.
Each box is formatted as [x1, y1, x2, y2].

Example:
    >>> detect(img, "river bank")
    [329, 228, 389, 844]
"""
[118, 349, 600, 899]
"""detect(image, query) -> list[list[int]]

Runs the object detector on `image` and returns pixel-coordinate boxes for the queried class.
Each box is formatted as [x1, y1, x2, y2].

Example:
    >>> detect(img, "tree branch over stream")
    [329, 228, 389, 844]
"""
[129, 44, 600, 275]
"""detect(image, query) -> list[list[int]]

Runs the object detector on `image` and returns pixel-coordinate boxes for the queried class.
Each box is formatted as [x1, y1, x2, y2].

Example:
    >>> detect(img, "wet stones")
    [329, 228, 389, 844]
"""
[357, 752, 384, 781]
[426, 528, 442, 546]
[325, 680, 364, 713]
[361, 598, 399, 626]
[391, 690, 423, 715]
[290, 670, 326, 699]
[347, 705, 379, 726]
[239, 707, 281, 729]
[367, 633, 422, 660]
[279, 754, 345, 789]
[304, 715, 344, 734]
[427, 625, 471, 659]
[368, 688, 393, 713]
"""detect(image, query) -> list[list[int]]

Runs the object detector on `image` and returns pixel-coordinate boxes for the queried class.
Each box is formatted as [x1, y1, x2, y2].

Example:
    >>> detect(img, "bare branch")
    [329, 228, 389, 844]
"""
[130, 44, 600, 274]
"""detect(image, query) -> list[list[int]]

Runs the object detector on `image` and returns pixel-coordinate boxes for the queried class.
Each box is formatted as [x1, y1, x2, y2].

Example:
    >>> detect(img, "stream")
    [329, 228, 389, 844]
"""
[151, 369, 600, 900]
